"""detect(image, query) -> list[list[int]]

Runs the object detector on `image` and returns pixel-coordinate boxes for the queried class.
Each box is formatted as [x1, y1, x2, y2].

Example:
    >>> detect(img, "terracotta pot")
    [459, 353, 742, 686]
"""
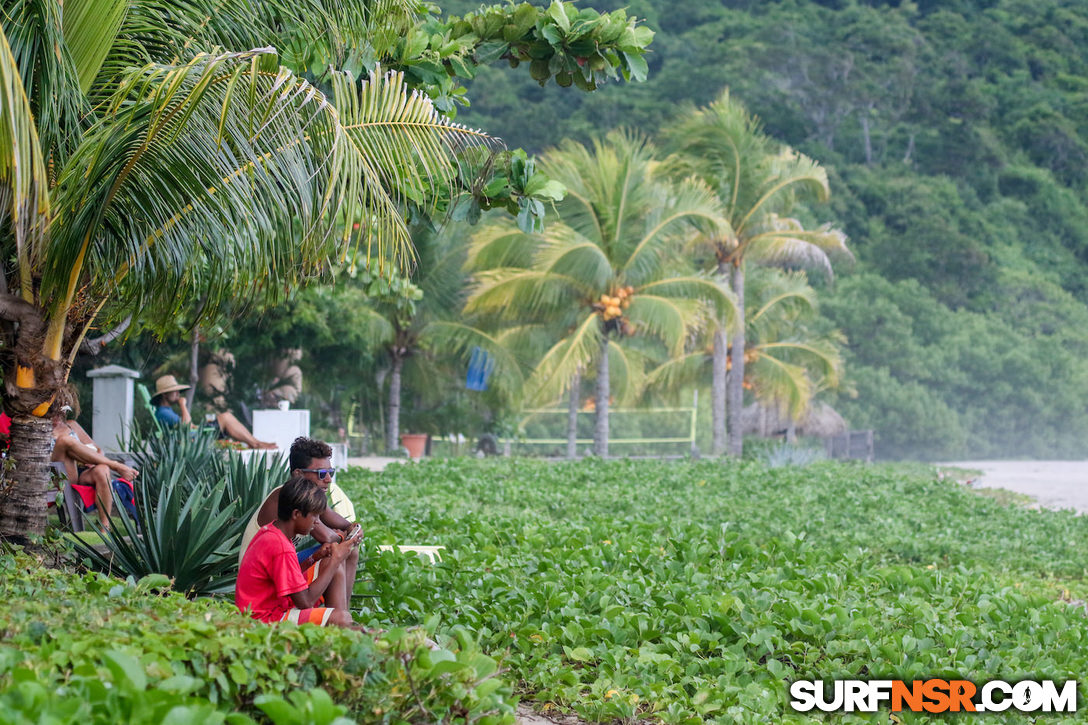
[400, 433, 428, 460]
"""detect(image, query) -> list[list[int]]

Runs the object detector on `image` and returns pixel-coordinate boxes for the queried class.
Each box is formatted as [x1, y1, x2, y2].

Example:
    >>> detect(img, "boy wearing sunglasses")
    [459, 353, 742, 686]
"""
[238, 437, 360, 607]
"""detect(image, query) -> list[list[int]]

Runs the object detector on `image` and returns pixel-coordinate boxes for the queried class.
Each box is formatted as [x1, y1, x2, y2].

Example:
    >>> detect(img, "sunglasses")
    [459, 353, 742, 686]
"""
[300, 467, 336, 479]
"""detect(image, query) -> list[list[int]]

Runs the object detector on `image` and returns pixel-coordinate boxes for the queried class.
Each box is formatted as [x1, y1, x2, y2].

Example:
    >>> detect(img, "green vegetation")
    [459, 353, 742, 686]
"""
[0, 0, 653, 538]
[0, 554, 513, 723]
[4, 460, 1088, 721]
[344, 459, 1088, 722]
[72, 427, 286, 596]
[466, 129, 736, 457]
[446, 0, 1088, 460]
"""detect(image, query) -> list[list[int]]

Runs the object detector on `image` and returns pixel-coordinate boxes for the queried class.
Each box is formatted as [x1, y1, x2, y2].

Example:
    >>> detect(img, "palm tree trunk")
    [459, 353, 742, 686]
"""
[726, 262, 746, 457]
[186, 328, 199, 409]
[0, 416, 53, 541]
[386, 355, 403, 453]
[711, 326, 727, 456]
[567, 368, 581, 459]
[593, 337, 609, 457]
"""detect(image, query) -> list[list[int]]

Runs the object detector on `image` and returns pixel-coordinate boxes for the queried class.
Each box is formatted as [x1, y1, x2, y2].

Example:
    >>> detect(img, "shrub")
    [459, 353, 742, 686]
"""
[0, 553, 516, 723]
[71, 426, 286, 596]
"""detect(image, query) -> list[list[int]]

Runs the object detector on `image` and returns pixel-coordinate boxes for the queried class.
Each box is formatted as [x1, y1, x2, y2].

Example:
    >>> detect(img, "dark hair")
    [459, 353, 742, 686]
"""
[278, 475, 327, 520]
[289, 436, 332, 470]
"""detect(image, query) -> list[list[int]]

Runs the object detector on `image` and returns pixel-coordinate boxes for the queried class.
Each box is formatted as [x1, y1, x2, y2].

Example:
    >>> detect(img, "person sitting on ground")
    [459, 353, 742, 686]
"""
[235, 475, 362, 627]
[49, 385, 139, 530]
[151, 374, 276, 449]
[239, 437, 359, 605]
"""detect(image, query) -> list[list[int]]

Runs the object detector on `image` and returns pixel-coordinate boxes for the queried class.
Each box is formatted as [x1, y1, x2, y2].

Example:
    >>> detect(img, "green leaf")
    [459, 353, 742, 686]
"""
[523, 174, 566, 201]
[565, 646, 593, 662]
[622, 51, 648, 83]
[546, 1, 571, 33]
[103, 650, 147, 692]
[254, 695, 297, 725]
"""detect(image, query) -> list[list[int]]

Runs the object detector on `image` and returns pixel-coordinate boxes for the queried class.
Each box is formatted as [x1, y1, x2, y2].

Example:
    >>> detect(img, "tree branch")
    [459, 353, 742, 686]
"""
[79, 315, 132, 355]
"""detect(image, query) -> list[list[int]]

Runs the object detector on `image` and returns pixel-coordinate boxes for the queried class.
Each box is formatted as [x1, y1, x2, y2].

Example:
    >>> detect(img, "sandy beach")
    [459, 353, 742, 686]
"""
[941, 460, 1088, 513]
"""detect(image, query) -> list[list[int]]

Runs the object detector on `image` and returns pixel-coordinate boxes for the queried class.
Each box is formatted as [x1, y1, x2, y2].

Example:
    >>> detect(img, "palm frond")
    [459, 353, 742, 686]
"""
[638, 275, 738, 332]
[745, 215, 850, 275]
[543, 129, 659, 257]
[619, 176, 728, 285]
[524, 313, 602, 406]
[661, 89, 769, 221]
[466, 223, 536, 271]
[738, 148, 831, 235]
[108, 0, 418, 86]
[492, 322, 568, 372]
[333, 66, 497, 234]
[353, 304, 397, 347]
[63, 0, 128, 93]
[625, 294, 702, 356]
[756, 339, 843, 391]
[0, 22, 50, 297]
[747, 353, 811, 419]
[465, 268, 587, 319]
[420, 320, 526, 395]
[46, 48, 359, 328]
[533, 223, 614, 291]
[642, 351, 711, 395]
[604, 339, 650, 406]
[747, 271, 817, 326]
[1, 0, 86, 161]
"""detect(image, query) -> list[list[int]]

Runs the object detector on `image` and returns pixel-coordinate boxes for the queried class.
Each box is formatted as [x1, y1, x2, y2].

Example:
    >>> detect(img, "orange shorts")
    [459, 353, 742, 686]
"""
[280, 558, 333, 626]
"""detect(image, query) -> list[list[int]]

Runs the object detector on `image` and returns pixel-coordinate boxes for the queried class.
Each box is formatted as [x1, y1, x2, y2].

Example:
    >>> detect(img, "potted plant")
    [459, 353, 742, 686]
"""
[399, 433, 427, 460]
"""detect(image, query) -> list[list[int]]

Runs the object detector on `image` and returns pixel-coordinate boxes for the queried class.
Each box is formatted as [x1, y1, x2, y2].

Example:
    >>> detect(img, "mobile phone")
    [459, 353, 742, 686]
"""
[346, 524, 362, 542]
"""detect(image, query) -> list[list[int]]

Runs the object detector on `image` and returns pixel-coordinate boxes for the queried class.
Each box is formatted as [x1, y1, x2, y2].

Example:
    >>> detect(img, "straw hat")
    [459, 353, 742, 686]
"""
[153, 374, 190, 396]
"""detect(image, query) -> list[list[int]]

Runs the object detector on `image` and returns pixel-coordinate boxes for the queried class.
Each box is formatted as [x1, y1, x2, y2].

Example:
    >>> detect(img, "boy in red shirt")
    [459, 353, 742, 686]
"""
[236, 476, 362, 627]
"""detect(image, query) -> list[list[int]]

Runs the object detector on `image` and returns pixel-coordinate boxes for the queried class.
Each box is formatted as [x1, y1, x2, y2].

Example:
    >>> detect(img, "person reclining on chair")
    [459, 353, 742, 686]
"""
[235, 475, 361, 627]
[151, 374, 276, 450]
[49, 385, 139, 531]
[238, 437, 360, 607]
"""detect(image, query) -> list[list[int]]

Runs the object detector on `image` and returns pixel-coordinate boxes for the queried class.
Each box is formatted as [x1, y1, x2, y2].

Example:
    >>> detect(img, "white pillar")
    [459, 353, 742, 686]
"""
[87, 365, 140, 452]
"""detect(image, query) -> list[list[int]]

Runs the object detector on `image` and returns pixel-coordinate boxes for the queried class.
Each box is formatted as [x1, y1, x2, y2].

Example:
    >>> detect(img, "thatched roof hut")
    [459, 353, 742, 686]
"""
[741, 400, 847, 438]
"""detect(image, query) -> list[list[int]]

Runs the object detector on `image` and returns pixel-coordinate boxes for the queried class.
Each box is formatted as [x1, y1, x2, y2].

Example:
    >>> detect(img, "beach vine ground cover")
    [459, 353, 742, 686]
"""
[0, 556, 514, 723]
[346, 459, 1088, 723]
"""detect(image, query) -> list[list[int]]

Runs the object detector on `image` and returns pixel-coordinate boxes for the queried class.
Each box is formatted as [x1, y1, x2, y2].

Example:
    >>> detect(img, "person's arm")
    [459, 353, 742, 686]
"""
[309, 519, 343, 544]
[155, 405, 183, 428]
[56, 436, 138, 480]
[71, 422, 100, 452]
[254, 491, 280, 527]
[319, 508, 352, 532]
[299, 543, 333, 570]
[176, 397, 191, 425]
[288, 536, 358, 609]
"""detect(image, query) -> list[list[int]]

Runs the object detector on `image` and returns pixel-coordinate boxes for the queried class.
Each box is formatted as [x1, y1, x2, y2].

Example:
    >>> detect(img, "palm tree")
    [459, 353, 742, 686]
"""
[664, 90, 849, 457]
[465, 130, 736, 457]
[0, 1, 495, 539]
[645, 267, 844, 433]
[345, 222, 523, 453]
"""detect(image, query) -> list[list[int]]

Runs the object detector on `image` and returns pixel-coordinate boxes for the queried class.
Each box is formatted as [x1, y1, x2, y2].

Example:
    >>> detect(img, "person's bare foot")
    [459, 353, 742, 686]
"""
[257, 440, 278, 450]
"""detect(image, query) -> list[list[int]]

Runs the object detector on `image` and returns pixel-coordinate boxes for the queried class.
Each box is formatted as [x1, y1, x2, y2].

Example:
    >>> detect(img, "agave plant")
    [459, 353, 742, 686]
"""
[71, 425, 286, 596]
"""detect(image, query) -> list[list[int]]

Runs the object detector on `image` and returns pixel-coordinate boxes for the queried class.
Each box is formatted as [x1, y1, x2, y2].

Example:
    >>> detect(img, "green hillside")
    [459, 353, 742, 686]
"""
[445, 0, 1088, 459]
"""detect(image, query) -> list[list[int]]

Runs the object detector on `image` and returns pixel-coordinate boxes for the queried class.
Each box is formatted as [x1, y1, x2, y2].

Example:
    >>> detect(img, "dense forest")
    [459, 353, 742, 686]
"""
[438, 0, 1088, 460]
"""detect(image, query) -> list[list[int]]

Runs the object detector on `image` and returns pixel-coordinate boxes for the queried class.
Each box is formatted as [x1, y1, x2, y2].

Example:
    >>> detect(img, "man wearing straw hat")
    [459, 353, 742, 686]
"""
[152, 374, 276, 450]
